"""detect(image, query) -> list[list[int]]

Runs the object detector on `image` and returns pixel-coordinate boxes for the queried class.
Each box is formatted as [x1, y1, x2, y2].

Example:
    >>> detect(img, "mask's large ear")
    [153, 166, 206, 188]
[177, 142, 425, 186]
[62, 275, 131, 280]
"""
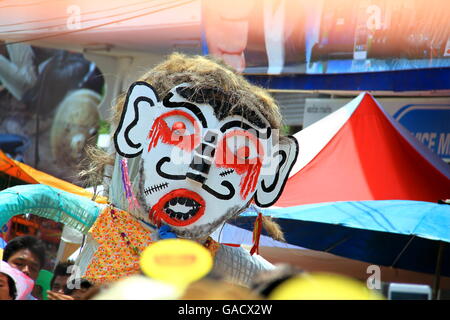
[254, 135, 299, 207]
[114, 82, 160, 158]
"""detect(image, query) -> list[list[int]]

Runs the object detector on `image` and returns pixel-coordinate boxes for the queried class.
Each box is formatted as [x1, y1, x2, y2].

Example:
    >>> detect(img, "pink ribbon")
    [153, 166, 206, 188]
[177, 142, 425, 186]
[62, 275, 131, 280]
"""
[120, 158, 140, 210]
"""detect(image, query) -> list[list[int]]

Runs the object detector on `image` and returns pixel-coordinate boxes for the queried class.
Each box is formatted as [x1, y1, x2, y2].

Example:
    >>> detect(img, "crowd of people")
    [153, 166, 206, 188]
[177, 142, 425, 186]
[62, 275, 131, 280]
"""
[0, 235, 94, 300]
[0, 234, 383, 300]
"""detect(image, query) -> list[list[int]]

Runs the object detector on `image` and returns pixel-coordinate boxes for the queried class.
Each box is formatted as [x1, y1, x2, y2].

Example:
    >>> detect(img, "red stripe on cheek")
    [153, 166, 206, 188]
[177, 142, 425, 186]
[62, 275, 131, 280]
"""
[239, 161, 262, 199]
[215, 140, 263, 199]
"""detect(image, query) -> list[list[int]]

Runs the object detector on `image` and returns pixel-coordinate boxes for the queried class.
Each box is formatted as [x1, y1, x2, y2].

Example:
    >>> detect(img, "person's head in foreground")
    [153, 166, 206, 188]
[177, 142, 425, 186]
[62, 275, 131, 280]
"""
[0, 260, 34, 300]
[2, 235, 46, 281]
[0, 272, 17, 300]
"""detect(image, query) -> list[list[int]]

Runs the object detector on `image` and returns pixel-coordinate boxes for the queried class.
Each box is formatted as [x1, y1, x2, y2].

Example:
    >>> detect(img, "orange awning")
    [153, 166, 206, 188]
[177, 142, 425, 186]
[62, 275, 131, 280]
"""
[0, 150, 107, 204]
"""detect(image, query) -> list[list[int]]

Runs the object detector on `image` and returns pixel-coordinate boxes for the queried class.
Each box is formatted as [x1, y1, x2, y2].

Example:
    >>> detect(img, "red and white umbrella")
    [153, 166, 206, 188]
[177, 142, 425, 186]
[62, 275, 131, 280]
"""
[275, 92, 450, 207]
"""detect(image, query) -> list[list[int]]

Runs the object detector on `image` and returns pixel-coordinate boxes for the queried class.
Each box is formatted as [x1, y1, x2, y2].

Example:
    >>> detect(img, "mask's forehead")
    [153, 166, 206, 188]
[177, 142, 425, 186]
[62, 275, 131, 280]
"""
[165, 84, 271, 131]
[218, 115, 271, 137]
[161, 84, 219, 130]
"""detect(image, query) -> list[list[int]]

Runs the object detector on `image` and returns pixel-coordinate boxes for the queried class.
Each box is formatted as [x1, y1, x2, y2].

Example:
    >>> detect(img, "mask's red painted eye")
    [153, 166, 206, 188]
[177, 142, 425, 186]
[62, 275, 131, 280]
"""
[172, 121, 186, 135]
[215, 130, 265, 199]
[147, 110, 200, 152]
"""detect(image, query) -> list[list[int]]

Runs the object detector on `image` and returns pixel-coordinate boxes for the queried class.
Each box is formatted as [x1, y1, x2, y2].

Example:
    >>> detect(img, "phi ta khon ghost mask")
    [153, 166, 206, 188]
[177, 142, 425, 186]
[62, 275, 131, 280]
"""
[114, 82, 298, 239]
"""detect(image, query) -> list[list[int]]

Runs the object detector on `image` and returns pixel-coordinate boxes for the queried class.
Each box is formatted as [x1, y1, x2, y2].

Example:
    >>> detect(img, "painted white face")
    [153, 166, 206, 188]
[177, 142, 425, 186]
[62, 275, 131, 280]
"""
[114, 82, 298, 239]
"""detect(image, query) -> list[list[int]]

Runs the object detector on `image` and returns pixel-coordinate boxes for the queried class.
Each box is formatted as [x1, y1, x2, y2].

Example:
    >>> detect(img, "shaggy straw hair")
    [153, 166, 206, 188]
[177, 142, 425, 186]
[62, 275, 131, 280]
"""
[81, 52, 284, 239]
[113, 52, 282, 128]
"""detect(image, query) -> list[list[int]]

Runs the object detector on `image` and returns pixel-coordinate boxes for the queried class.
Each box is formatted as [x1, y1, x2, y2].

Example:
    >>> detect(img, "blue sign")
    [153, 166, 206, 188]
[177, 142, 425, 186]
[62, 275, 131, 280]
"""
[393, 105, 450, 161]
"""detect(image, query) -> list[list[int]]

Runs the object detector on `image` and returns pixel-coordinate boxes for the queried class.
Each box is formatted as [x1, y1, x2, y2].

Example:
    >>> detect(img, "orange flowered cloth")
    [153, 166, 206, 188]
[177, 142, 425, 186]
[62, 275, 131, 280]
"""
[84, 206, 153, 284]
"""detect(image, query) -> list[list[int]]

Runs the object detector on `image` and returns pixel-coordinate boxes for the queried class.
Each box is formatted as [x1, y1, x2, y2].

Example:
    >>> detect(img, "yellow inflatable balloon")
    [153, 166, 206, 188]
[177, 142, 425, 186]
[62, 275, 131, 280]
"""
[140, 239, 213, 289]
[269, 273, 384, 300]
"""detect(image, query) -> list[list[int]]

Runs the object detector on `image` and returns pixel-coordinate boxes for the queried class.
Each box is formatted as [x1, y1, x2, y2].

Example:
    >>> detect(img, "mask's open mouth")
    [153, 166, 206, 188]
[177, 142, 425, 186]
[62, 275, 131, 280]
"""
[149, 189, 205, 227]
[164, 197, 201, 221]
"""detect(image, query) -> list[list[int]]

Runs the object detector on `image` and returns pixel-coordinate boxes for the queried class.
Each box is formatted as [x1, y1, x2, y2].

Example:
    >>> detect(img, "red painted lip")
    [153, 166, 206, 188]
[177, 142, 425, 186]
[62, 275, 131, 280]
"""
[149, 189, 205, 227]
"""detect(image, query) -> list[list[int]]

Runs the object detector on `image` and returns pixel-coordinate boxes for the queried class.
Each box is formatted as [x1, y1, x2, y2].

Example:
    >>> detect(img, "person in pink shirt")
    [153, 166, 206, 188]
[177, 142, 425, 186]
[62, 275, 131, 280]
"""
[0, 260, 34, 300]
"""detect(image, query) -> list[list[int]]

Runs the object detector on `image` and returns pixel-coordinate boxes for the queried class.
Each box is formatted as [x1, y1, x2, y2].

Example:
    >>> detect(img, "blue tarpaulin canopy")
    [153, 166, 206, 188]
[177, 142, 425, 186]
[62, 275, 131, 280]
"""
[233, 200, 450, 277]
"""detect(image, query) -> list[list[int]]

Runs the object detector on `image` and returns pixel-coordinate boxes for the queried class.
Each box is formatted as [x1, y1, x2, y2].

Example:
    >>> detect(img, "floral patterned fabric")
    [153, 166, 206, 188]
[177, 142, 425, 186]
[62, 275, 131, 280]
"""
[82, 206, 222, 285]
[83, 206, 153, 284]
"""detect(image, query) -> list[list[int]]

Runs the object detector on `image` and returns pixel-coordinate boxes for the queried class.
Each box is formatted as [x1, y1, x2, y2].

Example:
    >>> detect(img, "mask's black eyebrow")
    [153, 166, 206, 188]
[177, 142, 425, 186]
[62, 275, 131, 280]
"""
[176, 86, 268, 128]
[220, 120, 271, 139]
[162, 92, 208, 128]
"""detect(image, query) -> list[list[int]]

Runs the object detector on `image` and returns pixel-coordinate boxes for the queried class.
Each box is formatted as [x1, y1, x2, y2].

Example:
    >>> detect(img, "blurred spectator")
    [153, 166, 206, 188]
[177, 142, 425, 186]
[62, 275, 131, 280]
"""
[50, 261, 74, 294]
[64, 278, 93, 300]
[2, 235, 46, 299]
[47, 261, 93, 300]
[47, 260, 74, 300]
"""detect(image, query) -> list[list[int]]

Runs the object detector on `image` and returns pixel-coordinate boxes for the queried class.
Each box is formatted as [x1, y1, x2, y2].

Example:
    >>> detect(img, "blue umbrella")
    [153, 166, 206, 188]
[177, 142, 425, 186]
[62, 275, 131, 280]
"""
[232, 200, 450, 297]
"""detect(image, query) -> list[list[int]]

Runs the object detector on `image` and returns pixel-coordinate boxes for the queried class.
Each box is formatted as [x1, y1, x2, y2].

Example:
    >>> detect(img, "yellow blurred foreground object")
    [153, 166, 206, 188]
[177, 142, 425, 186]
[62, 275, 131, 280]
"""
[140, 239, 213, 289]
[269, 273, 384, 300]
